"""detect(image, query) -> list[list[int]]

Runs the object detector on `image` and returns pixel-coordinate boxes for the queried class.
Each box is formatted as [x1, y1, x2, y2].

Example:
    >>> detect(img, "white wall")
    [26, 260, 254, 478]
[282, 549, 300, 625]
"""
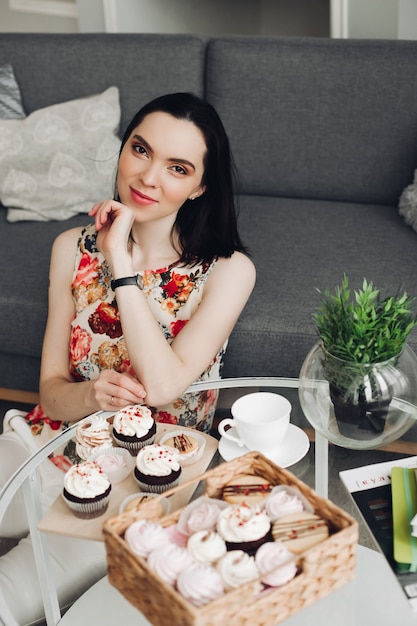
[347, 0, 398, 39]
[77, 0, 105, 32]
[0, 0, 78, 32]
[0, 0, 330, 36]
[101, 0, 329, 37]
[103, 0, 260, 36]
[397, 0, 417, 39]
[332, 0, 417, 40]
[100, 0, 329, 37]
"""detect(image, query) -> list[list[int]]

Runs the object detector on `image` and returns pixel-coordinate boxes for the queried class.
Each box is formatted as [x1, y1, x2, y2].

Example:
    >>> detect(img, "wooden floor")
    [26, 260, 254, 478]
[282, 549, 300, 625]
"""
[0, 387, 39, 405]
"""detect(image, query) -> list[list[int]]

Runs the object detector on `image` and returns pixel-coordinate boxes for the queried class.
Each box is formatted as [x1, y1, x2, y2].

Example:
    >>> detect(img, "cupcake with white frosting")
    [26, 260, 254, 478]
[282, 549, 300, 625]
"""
[217, 502, 271, 554]
[62, 460, 112, 519]
[134, 443, 182, 493]
[112, 404, 156, 455]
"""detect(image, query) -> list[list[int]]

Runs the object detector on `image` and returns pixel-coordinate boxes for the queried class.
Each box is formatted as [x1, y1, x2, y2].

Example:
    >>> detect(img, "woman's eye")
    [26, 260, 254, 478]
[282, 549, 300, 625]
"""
[133, 144, 148, 156]
[171, 165, 187, 175]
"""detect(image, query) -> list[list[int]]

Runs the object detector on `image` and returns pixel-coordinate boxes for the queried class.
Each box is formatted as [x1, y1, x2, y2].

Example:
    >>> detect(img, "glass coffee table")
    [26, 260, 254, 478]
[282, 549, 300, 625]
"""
[1, 376, 416, 626]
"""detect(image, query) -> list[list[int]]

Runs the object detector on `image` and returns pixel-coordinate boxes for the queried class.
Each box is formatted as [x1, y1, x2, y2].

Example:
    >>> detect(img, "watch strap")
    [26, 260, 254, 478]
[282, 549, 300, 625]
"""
[111, 275, 143, 290]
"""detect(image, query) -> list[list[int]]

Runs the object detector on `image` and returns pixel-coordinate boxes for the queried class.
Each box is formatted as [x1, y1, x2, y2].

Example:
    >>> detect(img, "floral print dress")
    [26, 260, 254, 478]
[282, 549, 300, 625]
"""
[25, 223, 226, 468]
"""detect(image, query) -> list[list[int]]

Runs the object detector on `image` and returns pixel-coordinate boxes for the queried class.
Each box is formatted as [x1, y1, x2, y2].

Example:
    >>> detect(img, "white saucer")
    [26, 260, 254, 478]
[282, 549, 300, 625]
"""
[218, 424, 310, 468]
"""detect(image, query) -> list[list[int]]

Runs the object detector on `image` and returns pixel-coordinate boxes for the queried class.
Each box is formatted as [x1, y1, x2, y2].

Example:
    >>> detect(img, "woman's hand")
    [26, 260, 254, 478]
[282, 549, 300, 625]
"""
[92, 369, 146, 411]
[89, 200, 135, 270]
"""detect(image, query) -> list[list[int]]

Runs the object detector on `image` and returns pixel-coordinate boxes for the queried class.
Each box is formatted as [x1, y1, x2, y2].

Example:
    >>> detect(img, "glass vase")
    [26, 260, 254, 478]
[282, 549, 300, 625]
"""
[298, 341, 417, 449]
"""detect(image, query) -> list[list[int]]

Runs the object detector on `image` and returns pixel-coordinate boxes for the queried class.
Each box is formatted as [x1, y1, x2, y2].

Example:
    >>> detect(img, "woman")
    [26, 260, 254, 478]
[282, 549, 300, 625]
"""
[0, 92, 255, 624]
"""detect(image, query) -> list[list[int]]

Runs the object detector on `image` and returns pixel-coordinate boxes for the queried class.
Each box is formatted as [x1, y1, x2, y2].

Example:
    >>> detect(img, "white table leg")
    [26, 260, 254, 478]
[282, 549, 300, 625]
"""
[23, 471, 61, 625]
[315, 430, 329, 498]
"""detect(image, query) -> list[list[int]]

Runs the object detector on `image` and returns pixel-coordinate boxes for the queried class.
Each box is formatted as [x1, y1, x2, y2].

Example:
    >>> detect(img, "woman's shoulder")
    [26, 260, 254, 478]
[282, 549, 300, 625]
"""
[207, 251, 256, 290]
[216, 251, 256, 277]
[52, 223, 95, 252]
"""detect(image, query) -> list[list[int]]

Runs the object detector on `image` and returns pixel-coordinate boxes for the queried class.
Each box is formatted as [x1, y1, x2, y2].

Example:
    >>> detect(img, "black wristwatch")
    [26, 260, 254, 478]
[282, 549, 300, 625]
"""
[111, 275, 144, 291]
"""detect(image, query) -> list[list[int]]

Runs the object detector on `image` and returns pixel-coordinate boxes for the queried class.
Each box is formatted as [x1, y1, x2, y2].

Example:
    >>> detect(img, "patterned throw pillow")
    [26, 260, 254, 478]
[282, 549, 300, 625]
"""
[0, 86, 121, 222]
[0, 63, 25, 119]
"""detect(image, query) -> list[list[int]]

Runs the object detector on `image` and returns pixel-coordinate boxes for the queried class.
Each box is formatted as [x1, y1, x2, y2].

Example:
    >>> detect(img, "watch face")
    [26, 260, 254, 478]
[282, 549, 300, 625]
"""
[136, 274, 144, 290]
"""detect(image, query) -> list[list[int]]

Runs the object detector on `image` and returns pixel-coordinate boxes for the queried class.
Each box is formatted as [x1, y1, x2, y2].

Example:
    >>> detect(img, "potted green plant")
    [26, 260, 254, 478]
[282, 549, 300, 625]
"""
[312, 275, 417, 440]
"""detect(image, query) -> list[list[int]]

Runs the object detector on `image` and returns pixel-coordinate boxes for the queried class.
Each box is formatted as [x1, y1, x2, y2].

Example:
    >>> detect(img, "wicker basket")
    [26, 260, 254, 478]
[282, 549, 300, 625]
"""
[103, 451, 358, 626]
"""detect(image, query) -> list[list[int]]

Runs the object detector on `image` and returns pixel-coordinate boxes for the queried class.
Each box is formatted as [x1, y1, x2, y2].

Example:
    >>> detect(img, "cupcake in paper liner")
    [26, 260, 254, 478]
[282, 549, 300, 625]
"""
[159, 429, 206, 466]
[216, 503, 272, 554]
[75, 413, 113, 460]
[112, 404, 156, 455]
[62, 460, 112, 519]
[119, 492, 171, 517]
[88, 446, 134, 484]
[133, 443, 182, 494]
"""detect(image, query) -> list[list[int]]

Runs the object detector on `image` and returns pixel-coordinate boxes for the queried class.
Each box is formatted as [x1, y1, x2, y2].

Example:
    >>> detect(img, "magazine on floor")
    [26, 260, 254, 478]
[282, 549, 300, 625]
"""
[340, 455, 417, 611]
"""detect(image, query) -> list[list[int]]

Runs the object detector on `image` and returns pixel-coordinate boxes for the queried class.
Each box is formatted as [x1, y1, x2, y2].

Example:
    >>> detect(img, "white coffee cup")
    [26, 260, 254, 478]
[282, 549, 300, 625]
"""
[218, 392, 291, 454]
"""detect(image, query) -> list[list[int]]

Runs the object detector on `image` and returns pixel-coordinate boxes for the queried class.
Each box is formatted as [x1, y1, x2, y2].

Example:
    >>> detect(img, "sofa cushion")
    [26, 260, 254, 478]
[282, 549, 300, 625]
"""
[2, 196, 417, 391]
[206, 37, 417, 205]
[0, 63, 25, 119]
[0, 33, 206, 134]
[0, 210, 91, 363]
[0, 86, 121, 222]
[222, 194, 417, 379]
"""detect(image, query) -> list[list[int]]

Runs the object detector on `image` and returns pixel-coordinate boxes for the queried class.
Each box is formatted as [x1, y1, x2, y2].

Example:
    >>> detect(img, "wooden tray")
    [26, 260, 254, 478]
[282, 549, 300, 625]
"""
[38, 424, 218, 542]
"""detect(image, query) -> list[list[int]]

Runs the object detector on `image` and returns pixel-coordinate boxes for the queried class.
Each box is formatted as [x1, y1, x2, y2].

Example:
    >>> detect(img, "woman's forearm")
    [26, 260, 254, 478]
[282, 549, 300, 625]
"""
[39, 377, 98, 423]
[113, 255, 255, 407]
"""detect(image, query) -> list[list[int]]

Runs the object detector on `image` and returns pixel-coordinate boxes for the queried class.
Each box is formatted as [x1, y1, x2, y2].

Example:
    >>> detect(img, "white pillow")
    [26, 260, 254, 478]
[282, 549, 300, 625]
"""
[0, 86, 121, 222]
[399, 170, 417, 233]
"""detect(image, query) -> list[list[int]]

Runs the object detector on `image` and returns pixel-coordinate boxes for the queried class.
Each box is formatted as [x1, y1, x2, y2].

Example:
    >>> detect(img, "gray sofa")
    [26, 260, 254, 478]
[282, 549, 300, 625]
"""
[1, 32, 417, 399]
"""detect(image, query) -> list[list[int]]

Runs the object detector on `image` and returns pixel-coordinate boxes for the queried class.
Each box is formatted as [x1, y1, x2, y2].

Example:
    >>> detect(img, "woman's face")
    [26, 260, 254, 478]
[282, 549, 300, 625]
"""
[117, 111, 206, 224]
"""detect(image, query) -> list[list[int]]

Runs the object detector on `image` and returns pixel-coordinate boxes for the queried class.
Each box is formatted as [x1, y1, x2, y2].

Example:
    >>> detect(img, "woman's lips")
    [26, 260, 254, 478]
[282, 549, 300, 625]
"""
[130, 187, 157, 205]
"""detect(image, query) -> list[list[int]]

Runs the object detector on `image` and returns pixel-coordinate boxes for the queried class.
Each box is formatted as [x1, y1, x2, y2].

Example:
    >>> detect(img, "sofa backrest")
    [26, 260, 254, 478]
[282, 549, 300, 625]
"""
[0, 33, 205, 136]
[206, 36, 417, 205]
[3, 33, 417, 207]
